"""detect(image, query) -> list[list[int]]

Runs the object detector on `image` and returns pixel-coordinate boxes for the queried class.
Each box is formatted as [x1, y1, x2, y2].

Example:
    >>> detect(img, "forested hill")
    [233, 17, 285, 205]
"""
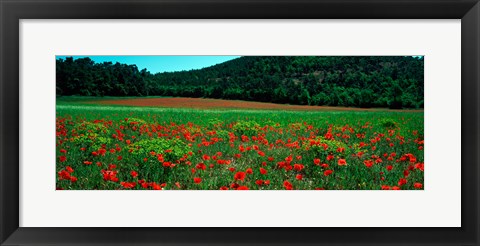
[56, 56, 424, 109]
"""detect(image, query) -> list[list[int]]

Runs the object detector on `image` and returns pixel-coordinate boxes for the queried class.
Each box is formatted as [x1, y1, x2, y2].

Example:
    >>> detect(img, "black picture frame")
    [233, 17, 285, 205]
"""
[1, 0, 479, 245]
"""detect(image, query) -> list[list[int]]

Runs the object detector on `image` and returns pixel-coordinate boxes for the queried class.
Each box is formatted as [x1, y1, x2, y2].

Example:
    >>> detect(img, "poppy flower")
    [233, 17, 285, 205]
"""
[398, 178, 407, 186]
[151, 183, 162, 190]
[296, 174, 303, 180]
[260, 168, 267, 175]
[236, 186, 249, 190]
[414, 183, 423, 189]
[66, 166, 74, 173]
[220, 186, 229, 190]
[324, 170, 333, 176]
[283, 180, 293, 190]
[234, 172, 246, 181]
[246, 168, 253, 174]
[386, 165, 393, 171]
[196, 163, 206, 170]
[130, 170, 138, 178]
[59, 156, 67, 162]
[364, 160, 373, 168]
[194, 177, 202, 184]
[414, 163, 424, 171]
[293, 164, 304, 171]
[120, 182, 136, 188]
[313, 158, 321, 165]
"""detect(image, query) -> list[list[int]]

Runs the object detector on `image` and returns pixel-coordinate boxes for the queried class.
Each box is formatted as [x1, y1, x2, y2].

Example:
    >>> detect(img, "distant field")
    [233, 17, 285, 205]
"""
[57, 96, 424, 112]
[56, 98, 424, 190]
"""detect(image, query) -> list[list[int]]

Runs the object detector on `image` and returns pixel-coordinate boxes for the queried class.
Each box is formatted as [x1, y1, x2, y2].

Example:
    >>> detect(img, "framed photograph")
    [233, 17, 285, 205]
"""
[1, 0, 479, 245]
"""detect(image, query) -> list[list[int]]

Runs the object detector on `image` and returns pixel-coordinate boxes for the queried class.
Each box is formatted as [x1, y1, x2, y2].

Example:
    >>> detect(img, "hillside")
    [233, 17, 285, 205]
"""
[56, 56, 424, 109]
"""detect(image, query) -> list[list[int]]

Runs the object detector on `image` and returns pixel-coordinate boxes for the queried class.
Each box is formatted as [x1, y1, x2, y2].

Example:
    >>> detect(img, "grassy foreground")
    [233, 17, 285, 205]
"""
[56, 103, 424, 190]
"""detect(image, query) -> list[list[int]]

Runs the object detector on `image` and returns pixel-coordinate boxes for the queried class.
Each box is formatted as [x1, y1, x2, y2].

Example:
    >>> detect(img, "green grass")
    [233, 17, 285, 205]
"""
[56, 103, 424, 190]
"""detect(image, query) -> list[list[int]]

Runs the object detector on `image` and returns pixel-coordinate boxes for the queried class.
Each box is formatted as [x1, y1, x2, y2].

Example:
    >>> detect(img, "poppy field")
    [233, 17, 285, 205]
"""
[56, 101, 424, 190]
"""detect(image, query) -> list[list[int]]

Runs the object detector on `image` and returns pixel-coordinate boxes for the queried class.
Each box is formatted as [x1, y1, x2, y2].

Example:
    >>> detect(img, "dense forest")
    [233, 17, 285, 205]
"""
[56, 56, 424, 109]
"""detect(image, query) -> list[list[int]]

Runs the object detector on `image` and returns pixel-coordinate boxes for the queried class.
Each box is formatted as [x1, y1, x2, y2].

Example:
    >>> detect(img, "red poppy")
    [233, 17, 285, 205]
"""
[59, 156, 67, 162]
[313, 158, 321, 165]
[398, 178, 407, 186]
[296, 174, 303, 180]
[234, 172, 246, 181]
[414, 183, 423, 189]
[283, 180, 293, 190]
[386, 165, 393, 171]
[130, 170, 138, 178]
[151, 183, 162, 190]
[255, 180, 264, 186]
[324, 170, 333, 176]
[236, 186, 249, 190]
[260, 168, 267, 175]
[246, 168, 253, 174]
[120, 182, 136, 188]
[364, 160, 373, 168]
[414, 162, 424, 171]
[392, 186, 401, 190]
[381, 185, 390, 190]
[194, 177, 202, 184]
[293, 164, 304, 171]
[66, 166, 74, 173]
[202, 154, 210, 160]
[196, 163, 206, 170]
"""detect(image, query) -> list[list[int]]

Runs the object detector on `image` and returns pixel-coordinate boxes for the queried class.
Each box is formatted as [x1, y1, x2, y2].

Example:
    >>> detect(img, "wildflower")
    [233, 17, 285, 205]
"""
[260, 168, 267, 175]
[234, 172, 246, 181]
[324, 170, 333, 176]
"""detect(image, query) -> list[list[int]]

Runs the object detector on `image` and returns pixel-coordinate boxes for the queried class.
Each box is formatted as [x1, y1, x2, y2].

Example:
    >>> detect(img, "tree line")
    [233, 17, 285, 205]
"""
[56, 56, 424, 109]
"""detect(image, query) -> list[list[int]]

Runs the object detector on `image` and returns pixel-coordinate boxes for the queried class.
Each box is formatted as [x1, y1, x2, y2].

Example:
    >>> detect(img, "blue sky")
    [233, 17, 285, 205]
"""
[56, 56, 240, 74]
